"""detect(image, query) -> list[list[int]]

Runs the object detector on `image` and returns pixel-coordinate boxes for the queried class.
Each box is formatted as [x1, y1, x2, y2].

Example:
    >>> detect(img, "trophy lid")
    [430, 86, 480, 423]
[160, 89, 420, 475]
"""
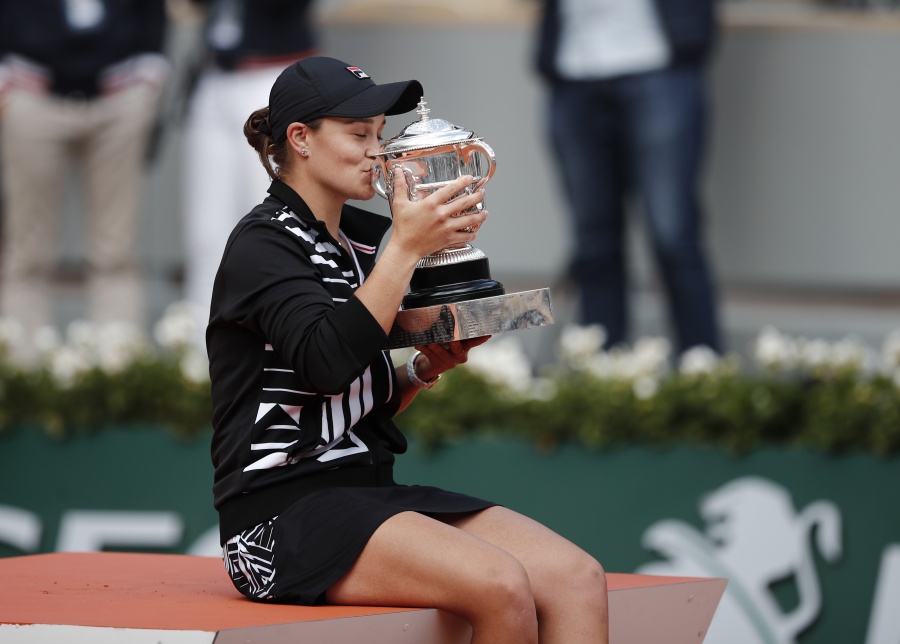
[377, 98, 483, 155]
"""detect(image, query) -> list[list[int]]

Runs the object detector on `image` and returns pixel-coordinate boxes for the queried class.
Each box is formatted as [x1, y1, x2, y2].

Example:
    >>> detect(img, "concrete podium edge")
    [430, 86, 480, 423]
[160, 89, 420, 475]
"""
[0, 552, 727, 643]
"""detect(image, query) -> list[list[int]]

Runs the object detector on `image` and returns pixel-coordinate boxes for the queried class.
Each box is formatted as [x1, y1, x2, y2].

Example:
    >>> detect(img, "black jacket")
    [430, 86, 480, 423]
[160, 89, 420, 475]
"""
[534, 0, 719, 82]
[208, 180, 406, 543]
[0, 0, 167, 97]
[190, 0, 316, 70]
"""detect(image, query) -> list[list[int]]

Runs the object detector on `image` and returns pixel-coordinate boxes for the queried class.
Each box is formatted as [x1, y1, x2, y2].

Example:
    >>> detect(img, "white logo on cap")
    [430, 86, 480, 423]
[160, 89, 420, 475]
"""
[346, 66, 370, 79]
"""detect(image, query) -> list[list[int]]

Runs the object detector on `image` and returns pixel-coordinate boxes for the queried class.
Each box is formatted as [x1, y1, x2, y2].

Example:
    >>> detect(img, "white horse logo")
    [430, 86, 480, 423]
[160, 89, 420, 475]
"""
[637, 476, 842, 644]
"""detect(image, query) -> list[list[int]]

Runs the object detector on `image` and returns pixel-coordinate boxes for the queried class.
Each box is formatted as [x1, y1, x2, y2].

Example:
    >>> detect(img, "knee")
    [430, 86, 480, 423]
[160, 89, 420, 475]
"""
[488, 558, 537, 618]
[576, 553, 608, 593]
[548, 550, 608, 606]
[465, 557, 537, 633]
[582, 556, 608, 601]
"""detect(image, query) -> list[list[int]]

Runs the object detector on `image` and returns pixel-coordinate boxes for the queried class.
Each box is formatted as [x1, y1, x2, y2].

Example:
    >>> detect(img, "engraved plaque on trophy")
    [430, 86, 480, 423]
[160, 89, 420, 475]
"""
[373, 99, 553, 349]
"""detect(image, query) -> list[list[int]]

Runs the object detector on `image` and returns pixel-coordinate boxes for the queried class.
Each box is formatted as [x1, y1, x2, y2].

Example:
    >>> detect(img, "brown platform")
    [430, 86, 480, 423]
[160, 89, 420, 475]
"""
[0, 552, 726, 643]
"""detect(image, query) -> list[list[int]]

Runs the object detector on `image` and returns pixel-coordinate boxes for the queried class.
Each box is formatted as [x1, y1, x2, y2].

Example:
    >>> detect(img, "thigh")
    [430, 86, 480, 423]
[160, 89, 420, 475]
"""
[325, 510, 524, 611]
[444, 506, 598, 601]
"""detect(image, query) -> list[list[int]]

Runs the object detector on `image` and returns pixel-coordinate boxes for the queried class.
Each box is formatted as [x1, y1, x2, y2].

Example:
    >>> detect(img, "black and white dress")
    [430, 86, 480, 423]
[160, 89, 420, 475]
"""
[208, 180, 494, 605]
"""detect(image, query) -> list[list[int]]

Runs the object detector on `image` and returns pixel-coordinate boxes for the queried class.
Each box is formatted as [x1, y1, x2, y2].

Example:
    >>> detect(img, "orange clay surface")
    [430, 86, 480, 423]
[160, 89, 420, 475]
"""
[0, 552, 708, 631]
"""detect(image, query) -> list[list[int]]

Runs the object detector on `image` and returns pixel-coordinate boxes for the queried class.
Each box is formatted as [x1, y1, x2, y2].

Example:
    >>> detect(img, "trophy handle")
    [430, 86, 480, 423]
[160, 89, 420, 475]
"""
[372, 163, 420, 202]
[459, 140, 496, 189]
[372, 162, 389, 200]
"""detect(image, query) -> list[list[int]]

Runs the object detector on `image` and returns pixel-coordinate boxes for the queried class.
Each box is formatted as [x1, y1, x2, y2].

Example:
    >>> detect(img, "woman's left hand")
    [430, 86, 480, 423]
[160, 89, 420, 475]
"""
[413, 336, 491, 381]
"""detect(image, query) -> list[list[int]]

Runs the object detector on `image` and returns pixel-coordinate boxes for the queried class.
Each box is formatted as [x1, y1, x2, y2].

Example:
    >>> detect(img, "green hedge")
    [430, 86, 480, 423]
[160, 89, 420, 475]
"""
[1, 315, 897, 456]
[0, 353, 212, 438]
[398, 366, 900, 455]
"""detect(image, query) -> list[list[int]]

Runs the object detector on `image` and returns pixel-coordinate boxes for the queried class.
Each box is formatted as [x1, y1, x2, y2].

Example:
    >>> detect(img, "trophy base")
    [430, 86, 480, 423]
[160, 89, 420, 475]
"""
[402, 256, 505, 309]
[388, 287, 554, 349]
[402, 279, 505, 309]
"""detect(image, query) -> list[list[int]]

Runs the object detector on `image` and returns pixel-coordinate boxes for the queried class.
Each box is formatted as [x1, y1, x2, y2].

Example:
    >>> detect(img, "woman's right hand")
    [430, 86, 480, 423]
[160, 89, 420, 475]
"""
[387, 168, 489, 262]
[353, 168, 489, 336]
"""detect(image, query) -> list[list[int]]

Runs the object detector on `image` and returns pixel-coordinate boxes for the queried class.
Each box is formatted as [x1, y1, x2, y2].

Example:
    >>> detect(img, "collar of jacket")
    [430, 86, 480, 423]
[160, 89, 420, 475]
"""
[267, 179, 393, 265]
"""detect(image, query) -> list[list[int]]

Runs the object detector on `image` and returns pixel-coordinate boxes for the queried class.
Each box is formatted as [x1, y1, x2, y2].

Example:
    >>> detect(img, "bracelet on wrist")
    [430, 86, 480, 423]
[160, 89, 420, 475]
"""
[406, 351, 441, 390]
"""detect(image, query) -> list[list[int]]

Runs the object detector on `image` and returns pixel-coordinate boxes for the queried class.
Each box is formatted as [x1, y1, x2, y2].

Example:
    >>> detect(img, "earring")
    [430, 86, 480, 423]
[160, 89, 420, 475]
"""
[300, 148, 309, 156]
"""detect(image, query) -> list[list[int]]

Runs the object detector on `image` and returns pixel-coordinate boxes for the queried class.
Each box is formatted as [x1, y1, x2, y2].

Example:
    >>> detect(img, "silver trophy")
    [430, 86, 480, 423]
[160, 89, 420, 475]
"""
[373, 99, 553, 349]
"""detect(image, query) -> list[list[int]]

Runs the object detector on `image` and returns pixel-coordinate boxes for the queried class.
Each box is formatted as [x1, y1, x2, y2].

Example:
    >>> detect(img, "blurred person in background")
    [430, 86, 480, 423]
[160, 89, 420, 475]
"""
[0, 0, 169, 360]
[181, 0, 318, 348]
[534, 0, 723, 355]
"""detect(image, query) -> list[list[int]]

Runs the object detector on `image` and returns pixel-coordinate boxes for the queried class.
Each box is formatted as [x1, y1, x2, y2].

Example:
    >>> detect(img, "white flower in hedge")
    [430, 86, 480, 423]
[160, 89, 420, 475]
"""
[154, 301, 203, 351]
[464, 336, 534, 395]
[33, 325, 61, 356]
[0, 318, 23, 359]
[49, 344, 92, 386]
[47, 321, 100, 377]
[585, 351, 616, 379]
[586, 337, 670, 381]
[679, 345, 721, 375]
[791, 334, 872, 375]
[827, 335, 873, 374]
[33, 320, 149, 379]
[632, 374, 659, 400]
[66, 319, 98, 350]
[794, 336, 830, 371]
[529, 376, 557, 401]
[558, 324, 606, 370]
[753, 325, 796, 371]
[631, 337, 671, 377]
[180, 348, 210, 384]
[95, 322, 149, 373]
[881, 329, 900, 373]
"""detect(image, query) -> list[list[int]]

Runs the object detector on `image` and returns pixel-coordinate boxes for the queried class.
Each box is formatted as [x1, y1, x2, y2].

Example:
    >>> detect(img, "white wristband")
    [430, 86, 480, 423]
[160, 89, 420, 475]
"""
[406, 351, 441, 390]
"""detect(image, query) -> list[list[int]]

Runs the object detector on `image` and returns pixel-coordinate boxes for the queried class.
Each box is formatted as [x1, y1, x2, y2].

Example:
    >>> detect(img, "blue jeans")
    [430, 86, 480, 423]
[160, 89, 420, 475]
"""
[547, 65, 721, 353]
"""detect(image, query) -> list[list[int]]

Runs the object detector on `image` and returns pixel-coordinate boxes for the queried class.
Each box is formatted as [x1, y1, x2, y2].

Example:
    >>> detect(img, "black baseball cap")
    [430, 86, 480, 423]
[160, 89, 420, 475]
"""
[268, 56, 423, 143]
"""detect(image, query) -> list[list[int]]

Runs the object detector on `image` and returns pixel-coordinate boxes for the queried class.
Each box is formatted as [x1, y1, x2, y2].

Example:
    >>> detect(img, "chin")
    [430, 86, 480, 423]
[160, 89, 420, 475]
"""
[356, 187, 377, 201]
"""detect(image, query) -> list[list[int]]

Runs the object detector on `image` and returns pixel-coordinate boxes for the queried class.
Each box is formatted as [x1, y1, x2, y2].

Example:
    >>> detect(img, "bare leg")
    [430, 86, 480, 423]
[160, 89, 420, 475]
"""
[445, 506, 609, 644]
[325, 511, 539, 644]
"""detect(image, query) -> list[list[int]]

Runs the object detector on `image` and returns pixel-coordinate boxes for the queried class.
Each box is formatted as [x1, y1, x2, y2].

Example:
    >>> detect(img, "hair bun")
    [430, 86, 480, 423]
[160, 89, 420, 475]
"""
[257, 117, 272, 136]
